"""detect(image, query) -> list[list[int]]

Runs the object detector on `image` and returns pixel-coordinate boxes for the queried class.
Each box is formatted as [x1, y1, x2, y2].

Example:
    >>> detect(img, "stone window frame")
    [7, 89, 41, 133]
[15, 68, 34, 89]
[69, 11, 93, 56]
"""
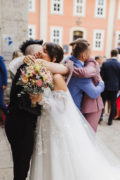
[50, 26, 63, 45]
[70, 27, 87, 42]
[73, 0, 86, 17]
[28, 24, 36, 39]
[28, 0, 35, 12]
[51, 0, 64, 15]
[93, 29, 104, 51]
[95, 0, 106, 18]
[115, 31, 120, 47]
[118, 0, 120, 19]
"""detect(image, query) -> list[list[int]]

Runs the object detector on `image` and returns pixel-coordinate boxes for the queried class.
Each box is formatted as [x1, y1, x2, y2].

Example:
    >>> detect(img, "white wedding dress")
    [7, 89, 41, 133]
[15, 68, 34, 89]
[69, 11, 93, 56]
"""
[30, 88, 120, 180]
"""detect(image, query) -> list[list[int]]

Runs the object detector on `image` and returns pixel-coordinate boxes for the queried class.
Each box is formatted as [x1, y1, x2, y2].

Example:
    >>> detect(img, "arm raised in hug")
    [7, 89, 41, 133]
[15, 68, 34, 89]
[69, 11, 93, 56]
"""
[78, 78, 104, 99]
[9, 55, 69, 76]
[45, 61, 69, 75]
[73, 62, 97, 78]
[72, 57, 98, 78]
[33, 57, 69, 75]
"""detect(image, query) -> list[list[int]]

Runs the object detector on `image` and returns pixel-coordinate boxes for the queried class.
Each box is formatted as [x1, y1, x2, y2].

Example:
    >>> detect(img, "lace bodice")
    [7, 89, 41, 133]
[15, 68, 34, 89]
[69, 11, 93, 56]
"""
[39, 88, 69, 112]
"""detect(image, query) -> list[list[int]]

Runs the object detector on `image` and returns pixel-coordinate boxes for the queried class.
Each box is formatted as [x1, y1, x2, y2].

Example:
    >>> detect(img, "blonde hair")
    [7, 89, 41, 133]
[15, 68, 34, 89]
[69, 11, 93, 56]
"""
[12, 50, 23, 59]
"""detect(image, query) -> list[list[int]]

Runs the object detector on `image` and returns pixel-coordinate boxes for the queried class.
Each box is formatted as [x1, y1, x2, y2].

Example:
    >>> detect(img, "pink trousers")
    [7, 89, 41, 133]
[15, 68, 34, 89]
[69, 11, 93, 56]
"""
[83, 110, 102, 132]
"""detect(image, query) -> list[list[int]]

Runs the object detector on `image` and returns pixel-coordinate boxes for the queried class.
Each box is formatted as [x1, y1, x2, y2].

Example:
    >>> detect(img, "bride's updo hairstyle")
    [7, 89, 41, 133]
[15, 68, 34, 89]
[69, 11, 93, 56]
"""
[44, 42, 64, 63]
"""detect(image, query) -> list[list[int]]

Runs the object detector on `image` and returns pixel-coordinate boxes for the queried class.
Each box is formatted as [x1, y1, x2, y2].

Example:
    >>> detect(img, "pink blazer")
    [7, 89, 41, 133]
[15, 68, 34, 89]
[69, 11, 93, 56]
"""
[66, 58, 104, 114]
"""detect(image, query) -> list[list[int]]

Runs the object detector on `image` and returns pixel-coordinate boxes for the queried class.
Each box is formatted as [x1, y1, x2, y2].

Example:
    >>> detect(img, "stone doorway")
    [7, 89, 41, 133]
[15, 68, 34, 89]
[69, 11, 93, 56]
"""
[73, 30, 83, 41]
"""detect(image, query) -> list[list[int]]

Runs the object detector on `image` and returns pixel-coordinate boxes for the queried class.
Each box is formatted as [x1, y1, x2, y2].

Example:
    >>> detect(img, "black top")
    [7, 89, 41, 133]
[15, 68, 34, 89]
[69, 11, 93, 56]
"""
[5, 64, 41, 140]
[101, 58, 120, 91]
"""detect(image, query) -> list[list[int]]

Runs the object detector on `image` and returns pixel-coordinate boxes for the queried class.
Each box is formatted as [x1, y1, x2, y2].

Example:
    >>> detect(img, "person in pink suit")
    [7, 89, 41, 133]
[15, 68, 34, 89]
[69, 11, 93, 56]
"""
[66, 39, 104, 132]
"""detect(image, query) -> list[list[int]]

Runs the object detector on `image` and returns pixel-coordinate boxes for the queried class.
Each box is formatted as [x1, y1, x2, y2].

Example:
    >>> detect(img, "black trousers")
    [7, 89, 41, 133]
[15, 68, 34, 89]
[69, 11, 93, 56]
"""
[101, 90, 118, 124]
[5, 113, 37, 180]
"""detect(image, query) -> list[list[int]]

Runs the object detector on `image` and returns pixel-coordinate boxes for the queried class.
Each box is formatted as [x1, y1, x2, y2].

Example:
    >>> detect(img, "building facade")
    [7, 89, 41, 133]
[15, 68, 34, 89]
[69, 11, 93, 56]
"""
[0, 0, 28, 101]
[0, 0, 28, 58]
[28, 0, 120, 58]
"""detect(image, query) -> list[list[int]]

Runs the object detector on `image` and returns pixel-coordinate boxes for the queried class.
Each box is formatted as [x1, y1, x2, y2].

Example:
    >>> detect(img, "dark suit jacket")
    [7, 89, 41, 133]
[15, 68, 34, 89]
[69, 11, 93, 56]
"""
[5, 64, 41, 141]
[101, 58, 120, 91]
[0, 56, 8, 88]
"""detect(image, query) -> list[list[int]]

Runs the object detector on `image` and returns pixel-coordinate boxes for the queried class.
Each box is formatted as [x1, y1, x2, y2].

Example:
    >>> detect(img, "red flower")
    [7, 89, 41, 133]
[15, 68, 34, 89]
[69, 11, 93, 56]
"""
[36, 79, 42, 87]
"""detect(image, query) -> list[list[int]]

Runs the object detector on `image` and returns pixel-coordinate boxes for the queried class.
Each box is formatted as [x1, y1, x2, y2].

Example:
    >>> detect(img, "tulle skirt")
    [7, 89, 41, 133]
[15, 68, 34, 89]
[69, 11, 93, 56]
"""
[30, 90, 120, 180]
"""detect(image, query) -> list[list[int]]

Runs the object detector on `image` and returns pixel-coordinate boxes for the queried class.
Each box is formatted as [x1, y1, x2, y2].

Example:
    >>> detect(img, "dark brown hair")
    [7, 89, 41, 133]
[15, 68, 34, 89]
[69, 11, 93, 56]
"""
[70, 38, 90, 46]
[44, 42, 64, 63]
[111, 49, 118, 57]
[20, 39, 43, 55]
[95, 56, 102, 61]
[72, 40, 90, 59]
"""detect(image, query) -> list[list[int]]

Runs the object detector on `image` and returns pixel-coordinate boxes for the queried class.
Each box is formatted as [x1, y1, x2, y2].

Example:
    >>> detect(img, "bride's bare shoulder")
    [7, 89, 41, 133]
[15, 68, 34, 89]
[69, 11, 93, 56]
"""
[53, 74, 67, 92]
[53, 74, 63, 80]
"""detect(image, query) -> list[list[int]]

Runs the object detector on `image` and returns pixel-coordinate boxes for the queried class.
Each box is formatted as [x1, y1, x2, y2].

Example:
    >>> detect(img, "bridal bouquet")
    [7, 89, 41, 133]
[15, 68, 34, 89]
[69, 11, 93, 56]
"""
[17, 61, 54, 106]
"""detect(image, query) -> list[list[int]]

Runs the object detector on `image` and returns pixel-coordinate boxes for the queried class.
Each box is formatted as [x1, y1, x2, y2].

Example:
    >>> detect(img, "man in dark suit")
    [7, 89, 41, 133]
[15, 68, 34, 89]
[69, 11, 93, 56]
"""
[0, 56, 8, 115]
[5, 39, 43, 180]
[101, 49, 120, 125]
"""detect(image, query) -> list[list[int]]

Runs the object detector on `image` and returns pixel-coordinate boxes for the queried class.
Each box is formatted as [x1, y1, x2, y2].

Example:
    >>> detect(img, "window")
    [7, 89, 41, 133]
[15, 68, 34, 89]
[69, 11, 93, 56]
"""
[70, 27, 86, 43]
[28, 25, 36, 39]
[51, 0, 63, 14]
[28, 0, 35, 12]
[93, 30, 104, 51]
[74, 0, 86, 17]
[95, 0, 106, 18]
[50, 27, 62, 45]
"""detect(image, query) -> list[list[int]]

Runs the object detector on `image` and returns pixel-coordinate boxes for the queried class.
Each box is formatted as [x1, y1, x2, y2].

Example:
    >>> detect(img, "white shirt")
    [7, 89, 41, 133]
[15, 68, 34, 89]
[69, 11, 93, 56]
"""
[79, 59, 84, 66]
[111, 56, 118, 60]
[9, 56, 24, 75]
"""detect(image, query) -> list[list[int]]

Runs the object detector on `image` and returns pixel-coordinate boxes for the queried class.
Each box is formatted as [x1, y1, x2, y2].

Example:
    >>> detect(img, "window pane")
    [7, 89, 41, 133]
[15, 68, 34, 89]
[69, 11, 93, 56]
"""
[74, 0, 85, 16]
[98, 0, 104, 5]
[93, 30, 104, 50]
[28, 0, 35, 12]
[95, 0, 105, 17]
[51, 27, 62, 45]
[51, 0, 63, 14]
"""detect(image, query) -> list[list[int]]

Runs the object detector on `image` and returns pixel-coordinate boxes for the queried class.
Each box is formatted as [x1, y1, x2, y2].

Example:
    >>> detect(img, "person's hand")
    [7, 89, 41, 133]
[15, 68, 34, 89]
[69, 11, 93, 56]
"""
[23, 55, 35, 65]
[98, 75, 103, 82]
[2, 85, 7, 90]
[30, 94, 42, 104]
[35, 59, 46, 65]
[34, 51, 42, 59]
[65, 60, 73, 73]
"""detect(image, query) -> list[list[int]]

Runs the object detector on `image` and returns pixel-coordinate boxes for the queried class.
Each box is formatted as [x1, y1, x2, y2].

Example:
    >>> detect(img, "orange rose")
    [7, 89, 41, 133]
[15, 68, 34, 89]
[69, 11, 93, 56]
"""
[22, 76, 28, 84]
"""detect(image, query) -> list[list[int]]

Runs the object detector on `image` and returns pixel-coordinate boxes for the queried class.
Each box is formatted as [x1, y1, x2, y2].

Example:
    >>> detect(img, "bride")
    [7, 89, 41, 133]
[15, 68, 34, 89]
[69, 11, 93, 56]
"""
[29, 45, 120, 180]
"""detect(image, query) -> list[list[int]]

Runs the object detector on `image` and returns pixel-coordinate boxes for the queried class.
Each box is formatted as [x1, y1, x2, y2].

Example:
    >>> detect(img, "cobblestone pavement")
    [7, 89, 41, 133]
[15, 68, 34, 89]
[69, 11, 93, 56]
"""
[0, 114, 120, 180]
